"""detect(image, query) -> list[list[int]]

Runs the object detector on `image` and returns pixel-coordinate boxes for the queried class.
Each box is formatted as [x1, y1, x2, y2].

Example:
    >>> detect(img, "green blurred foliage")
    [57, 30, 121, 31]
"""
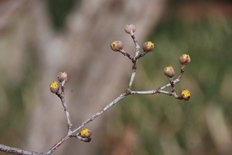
[46, 0, 79, 30]
[0, 46, 39, 148]
[99, 16, 232, 155]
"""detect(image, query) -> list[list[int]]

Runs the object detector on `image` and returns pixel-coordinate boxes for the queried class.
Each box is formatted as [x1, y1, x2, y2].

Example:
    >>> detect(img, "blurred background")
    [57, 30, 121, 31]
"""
[0, 0, 232, 155]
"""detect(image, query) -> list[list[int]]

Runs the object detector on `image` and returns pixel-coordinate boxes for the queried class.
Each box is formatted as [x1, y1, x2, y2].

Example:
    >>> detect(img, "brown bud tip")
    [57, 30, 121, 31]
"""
[57, 72, 68, 82]
[49, 81, 59, 93]
[110, 41, 123, 52]
[142, 41, 155, 52]
[179, 54, 191, 65]
[124, 24, 136, 34]
[180, 89, 191, 101]
[164, 66, 175, 78]
[80, 128, 92, 138]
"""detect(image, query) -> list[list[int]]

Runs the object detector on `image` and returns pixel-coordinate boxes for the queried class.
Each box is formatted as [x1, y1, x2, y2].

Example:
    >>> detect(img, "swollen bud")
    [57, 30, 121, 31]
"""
[57, 72, 67, 82]
[124, 24, 136, 34]
[179, 54, 191, 65]
[49, 81, 59, 94]
[142, 41, 154, 52]
[180, 89, 191, 101]
[164, 66, 175, 78]
[110, 41, 123, 52]
[80, 128, 92, 138]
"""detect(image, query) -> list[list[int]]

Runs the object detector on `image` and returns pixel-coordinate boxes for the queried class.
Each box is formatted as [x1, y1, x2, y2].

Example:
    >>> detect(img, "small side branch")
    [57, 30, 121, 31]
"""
[46, 134, 70, 155]
[56, 77, 73, 132]
[72, 93, 126, 134]
[59, 94, 73, 132]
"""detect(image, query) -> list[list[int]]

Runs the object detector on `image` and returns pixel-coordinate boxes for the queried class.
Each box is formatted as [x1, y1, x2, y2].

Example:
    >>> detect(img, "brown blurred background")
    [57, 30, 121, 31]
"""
[0, 0, 232, 155]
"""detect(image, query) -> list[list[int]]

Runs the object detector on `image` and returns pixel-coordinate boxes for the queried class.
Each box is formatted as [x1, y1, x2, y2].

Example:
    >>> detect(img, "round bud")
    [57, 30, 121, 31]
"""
[49, 81, 59, 93]
[179, 54, 191, 65]
[80, 128, 92, 138]
[142, 41, 154, 52]
[164, 66, 175, 78]
[124, 24, 136, 34]
[180, 89, 191, 101]
[57, 72, 68, 82]
[110, 41, 123, 52]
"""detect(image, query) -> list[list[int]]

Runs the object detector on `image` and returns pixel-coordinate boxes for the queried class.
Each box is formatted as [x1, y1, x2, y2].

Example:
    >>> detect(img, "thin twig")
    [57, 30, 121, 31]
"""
[59, 94, 73, 132]
[72, 93, 126, 134]
[168, 77, 175, 92]
[0, 144, 43, 155]
[178, 65, 186, 79]
[56, 80, 73, 132]
[120, 49, 133, 60]
[127, 31, 140, 90]
[46, 134, 70, 155]
[130, 30, 140, 57]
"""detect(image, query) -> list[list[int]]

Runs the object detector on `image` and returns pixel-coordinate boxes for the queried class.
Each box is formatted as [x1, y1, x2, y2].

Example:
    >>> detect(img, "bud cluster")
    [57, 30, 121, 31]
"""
[49, 72, 68, 94]
[110, 24, 155, 55]
[163, 54, 191, 101]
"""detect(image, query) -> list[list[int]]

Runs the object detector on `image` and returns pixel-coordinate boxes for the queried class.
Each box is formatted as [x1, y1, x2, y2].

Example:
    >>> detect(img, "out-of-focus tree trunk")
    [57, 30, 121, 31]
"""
[1, 0, 166, 154]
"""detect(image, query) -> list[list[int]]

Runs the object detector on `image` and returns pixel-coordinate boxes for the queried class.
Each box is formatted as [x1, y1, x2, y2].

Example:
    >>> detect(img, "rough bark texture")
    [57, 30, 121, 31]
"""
[0, 0, 166, 154]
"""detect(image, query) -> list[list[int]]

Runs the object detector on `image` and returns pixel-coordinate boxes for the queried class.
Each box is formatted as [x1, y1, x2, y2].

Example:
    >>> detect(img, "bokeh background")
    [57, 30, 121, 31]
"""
[1, 0, 232, 155]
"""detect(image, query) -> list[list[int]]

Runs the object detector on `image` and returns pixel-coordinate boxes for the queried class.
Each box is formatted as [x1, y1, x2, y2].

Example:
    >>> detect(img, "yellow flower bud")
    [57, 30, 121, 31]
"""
[80, 128, 92, 138]
[164, 66, 175, 78]
[142, 41, 154, 52]
[57, 72, 68, 82]
[180, 89, 191, 101]
[179, 54, 191, 65]
[49, 81, 59, 93]
[124, 24, 136, 34]
[110, 41, 123, 52]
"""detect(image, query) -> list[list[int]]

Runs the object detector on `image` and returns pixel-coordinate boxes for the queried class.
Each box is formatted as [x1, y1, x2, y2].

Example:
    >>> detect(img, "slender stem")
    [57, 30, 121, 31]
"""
[127, 31, 141, 90]
[128, 62, 137, 90]
[168, 77, 175, 92]
[60, 95, 73, 132]
[120, 49, 133, 60]
[61, 81, 72, 132]
[178, 65, 186, 79]
[131, 78, 181, 95]
[57, 81, 73, 132]
[0, 144, 43, 155]
[72, 93, 126, 133]
[46, 134, 70, 155]
[130, 30, 140, 57]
